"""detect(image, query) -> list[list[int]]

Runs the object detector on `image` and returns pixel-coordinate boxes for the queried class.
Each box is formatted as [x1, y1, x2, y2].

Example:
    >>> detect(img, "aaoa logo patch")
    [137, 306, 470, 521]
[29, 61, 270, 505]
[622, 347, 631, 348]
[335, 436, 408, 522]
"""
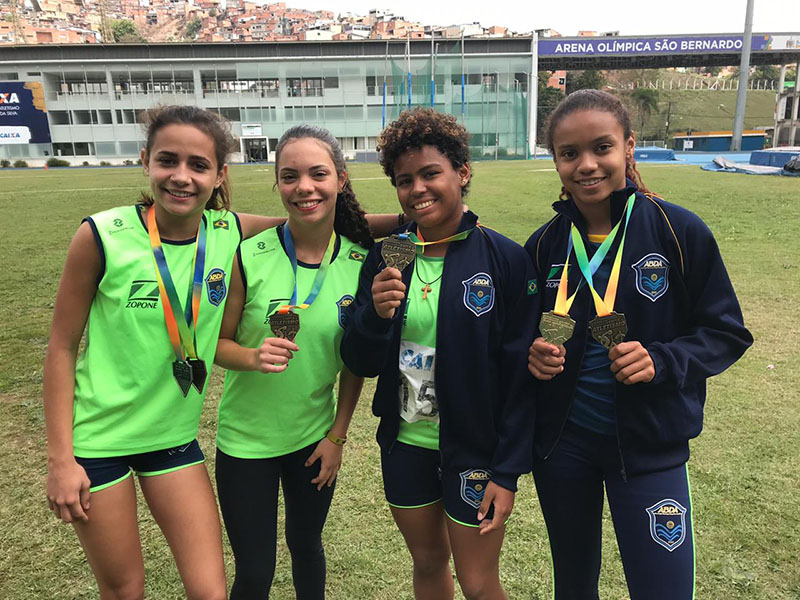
[632, 253, 670, 302]
[459, 469, 491, 508]
[646, 499, 687, 552]
[462, 272, 495, 317]
[205, 268, 227, 306]
[336, 294, 354, 328]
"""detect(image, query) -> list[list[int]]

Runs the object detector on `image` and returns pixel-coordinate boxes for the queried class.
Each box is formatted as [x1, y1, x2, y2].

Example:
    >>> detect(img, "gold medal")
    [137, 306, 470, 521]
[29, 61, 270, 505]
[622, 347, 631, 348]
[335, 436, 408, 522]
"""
[269, 311, 300, 342]
[539, 310, 576, 346]
[381, 234, 416, 271]
[589, 311, 628, 348]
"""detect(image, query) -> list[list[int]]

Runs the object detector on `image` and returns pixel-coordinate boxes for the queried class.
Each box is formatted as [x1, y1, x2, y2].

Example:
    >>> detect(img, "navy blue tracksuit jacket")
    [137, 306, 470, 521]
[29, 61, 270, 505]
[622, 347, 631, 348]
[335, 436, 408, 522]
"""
[341, 211, 539, 491]
[525, 183, 753, 477]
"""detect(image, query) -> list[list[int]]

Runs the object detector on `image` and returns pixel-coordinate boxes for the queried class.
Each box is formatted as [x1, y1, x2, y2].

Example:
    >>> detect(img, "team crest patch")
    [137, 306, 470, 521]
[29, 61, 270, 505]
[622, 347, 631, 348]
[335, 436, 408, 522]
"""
[348, 250, 365, 262]
[460, 469, 491, 508]
[336, 294, 354, 328]
[205, 268, 227, 306]
[527, 279, 538, 295]
[646, 499, 687, 552]
[213, 218, 229, 230]
[462, 272, 495, 317]
[632, 253, 670, 302]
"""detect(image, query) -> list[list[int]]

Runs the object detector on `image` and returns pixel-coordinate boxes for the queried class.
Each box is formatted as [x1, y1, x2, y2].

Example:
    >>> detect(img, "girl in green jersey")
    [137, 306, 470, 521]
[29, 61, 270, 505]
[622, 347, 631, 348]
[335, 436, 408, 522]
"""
[214, 125, 372, 599]
[42, 106, 294, 599]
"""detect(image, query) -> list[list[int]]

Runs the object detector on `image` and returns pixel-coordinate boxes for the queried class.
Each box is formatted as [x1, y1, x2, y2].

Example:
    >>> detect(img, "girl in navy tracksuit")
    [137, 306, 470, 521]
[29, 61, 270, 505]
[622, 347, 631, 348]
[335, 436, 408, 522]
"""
[526, 90, 752, 600]
[342, 108, 538, 600]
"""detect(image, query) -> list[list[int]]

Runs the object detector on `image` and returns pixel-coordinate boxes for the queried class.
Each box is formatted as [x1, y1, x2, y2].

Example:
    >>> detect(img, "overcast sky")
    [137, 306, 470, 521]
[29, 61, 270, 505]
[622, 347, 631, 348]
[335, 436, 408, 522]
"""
[269, 0, 800, 36]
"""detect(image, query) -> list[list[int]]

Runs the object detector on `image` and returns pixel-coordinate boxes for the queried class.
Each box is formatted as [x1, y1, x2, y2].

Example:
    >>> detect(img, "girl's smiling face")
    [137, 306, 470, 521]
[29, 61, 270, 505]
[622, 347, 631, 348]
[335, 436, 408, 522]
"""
[276, 137, 345, 228]
[552, 108, 635, 211]
[392, 145, 469, 232]
[142, 123, 226, 220]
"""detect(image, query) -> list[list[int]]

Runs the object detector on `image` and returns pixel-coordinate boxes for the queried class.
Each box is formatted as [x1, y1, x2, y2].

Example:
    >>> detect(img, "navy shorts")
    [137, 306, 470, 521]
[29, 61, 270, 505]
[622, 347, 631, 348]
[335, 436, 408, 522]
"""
[381, 441, 494, 527]
[75, 439, 205, 492]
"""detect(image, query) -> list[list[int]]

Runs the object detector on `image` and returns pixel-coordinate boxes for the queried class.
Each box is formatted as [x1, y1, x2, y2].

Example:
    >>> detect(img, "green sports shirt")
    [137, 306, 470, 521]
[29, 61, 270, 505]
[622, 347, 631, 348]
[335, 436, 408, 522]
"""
[216, 226, 367, 458]
[72, 205, 241, 457]
[397, 252, 443, 451]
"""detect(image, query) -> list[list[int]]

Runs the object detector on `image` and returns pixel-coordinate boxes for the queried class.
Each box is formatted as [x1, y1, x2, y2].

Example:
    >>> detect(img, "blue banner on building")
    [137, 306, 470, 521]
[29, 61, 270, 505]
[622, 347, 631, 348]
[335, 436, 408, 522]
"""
[0, 82, 51, 144]
[538, 34, 774, 57]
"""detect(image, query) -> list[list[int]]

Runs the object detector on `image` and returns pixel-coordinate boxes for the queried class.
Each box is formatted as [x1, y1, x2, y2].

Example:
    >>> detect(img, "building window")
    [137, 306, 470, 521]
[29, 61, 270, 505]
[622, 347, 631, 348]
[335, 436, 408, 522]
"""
[218, 107, 241, 122]
[287, 78, 324, 98]
[51, 111, 72, 125]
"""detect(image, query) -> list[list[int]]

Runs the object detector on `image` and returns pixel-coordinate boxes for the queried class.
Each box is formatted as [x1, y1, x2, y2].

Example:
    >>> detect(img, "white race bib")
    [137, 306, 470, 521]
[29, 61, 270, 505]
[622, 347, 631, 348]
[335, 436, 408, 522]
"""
[398, 340, 439, 424]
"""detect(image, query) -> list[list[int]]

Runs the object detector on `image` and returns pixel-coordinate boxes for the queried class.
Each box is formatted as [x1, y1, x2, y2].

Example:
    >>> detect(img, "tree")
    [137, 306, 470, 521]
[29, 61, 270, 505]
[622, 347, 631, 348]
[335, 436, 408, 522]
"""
[752, 65, 780, 81]
[630, 88, 660, 138]
[565, 69, 605, 94]
[111, 19, 144, 43]
[185, 18, 202, 39]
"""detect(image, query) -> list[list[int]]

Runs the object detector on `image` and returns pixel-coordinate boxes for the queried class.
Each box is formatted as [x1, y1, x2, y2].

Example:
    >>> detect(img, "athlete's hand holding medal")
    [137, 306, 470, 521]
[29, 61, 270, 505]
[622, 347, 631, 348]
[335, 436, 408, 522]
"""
[529, 194, 654, 384]
[372, 233, 416, 319]
[253, 335, 299, 373]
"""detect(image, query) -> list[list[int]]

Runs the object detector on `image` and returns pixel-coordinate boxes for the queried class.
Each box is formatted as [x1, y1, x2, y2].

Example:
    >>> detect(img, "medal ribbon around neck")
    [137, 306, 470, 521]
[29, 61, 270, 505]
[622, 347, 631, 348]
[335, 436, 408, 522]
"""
[412, 227, 474, 251]
[146, 204, 206, 363]
[568, 193, 636, 318]
[278, 223, 337, 314]
[554, 193, 636, 317]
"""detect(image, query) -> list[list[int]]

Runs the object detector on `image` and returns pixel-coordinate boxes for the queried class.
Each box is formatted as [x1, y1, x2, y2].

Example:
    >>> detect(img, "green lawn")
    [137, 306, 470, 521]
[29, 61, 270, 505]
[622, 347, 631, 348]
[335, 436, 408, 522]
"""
[0, 161, 798, 599]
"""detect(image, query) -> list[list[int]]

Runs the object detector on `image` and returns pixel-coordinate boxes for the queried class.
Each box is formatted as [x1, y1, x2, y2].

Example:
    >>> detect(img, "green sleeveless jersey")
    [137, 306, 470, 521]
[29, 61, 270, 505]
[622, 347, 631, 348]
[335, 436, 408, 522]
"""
[397, 253, 443, 450]
[216, 225, 367, 459]
[72, 205, 241, 457]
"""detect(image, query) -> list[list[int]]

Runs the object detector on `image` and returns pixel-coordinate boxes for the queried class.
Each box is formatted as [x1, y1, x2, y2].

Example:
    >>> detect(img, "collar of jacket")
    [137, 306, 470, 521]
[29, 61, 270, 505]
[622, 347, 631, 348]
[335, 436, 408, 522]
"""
[551, 179, 638, 232]
[405, 209, 479, 237]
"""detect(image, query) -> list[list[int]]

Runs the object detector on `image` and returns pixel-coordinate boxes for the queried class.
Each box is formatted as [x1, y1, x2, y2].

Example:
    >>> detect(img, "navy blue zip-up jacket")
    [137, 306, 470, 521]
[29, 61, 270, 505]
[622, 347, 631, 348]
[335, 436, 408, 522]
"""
[525, 182, 752, 477]
[341, 211, 539, 492]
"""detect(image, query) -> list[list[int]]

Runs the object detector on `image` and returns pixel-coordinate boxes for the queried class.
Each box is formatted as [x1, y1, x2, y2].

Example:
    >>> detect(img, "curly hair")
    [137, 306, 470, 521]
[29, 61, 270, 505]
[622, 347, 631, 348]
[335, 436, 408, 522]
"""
[139, 105, 238, 211]
[274, 125, 374, 249]
[545, 89, 651, 196]
[378, 107, 472, 196]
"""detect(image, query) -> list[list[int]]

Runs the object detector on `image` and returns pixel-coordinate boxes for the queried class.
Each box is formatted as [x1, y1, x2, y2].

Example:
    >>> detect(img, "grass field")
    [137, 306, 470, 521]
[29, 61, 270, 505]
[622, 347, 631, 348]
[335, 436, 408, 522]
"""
[0, 161, 798, 599]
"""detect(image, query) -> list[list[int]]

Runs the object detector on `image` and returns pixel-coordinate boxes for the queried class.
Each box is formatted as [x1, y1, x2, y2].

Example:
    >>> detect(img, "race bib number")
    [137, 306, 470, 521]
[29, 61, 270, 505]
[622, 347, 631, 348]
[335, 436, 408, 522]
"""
[398, 340, 439, 424]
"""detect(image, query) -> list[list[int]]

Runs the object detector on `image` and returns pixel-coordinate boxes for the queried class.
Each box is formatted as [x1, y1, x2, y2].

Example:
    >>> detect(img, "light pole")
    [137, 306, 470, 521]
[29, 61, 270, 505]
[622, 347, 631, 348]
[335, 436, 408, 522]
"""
[730, 0, 754, 151]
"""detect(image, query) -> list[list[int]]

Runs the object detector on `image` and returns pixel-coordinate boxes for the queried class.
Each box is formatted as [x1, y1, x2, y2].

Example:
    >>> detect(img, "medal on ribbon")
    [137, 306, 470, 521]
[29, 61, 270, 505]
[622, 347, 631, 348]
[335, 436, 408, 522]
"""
[381, 227, 475, 272]
[571, 194, 636, 349]
[270, 224, 336, 340]
[540, 194, 636, 348]
[381, 233, 416, 270]
[269, 311, 300, 341]
[147, 205, 208, 397]
[539, 231, 577, 345]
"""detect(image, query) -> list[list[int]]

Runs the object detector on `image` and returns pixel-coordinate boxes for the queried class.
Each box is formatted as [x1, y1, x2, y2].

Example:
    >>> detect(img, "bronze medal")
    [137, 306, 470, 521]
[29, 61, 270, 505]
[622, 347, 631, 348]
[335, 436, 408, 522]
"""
[539, 310, 576, 346]
[589, 311, 628, 348]
[269, 311, 300, 342]
[172, 359, 193, 397]
[188, 358, 207, 393]
[381, 234, 416, 271]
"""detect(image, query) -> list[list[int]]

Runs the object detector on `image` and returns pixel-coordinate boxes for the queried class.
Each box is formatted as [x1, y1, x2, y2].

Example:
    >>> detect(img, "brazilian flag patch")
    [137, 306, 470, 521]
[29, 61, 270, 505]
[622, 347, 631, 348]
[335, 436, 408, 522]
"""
[348, 250, 365, 262]
[527, 279, 538, 295]
[213, 219, 229, 230]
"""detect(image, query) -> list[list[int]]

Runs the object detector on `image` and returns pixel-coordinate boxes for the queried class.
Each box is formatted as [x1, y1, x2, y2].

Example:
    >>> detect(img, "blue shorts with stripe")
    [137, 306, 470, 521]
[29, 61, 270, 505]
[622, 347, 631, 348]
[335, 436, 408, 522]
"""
[75, 439, 205, 492]
[381, 441, 494, 527]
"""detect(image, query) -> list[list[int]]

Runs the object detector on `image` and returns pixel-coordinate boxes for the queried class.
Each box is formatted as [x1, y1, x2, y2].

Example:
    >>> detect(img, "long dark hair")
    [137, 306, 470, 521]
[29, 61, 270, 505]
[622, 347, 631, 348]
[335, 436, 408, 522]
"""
[140, 105, 238, 210]
[545, 89, 652, 197]
[274, 125, 374, 248]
